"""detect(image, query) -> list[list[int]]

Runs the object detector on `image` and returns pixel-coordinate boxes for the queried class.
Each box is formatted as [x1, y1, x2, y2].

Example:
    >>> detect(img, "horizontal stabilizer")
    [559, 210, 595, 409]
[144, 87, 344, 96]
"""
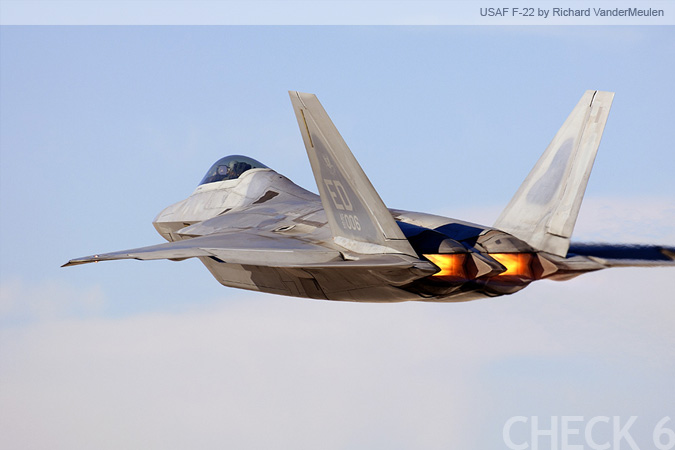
[568, 243, 675, 267]
[494, 90, 614, 257]
[289, 91, 416, 256]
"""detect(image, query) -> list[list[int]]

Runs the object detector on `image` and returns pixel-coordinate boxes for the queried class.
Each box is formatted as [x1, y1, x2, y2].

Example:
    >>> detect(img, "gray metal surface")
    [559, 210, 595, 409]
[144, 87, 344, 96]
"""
[64, 91, 674, 302]
[494, 90, 614, 257]
[289, 91, 416, 256]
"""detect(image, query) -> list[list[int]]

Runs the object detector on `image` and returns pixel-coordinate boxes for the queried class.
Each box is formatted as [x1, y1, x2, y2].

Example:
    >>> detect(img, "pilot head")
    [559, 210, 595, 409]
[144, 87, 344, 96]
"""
[217, 164, 232, 179]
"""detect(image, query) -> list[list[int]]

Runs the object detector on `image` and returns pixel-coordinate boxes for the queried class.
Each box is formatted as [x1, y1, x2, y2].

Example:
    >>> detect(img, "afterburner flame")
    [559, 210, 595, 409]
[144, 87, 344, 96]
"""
[489, 253, 533, 278]
[426, 252, 536, 281]
[424, 254, 467, 279]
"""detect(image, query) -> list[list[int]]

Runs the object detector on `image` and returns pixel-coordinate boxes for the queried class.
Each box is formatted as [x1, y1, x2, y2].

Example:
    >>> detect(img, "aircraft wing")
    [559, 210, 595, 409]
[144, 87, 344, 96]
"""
[63, 232, 341, 267]
[568, 243, 675, 267]
[63, 232, 438, 275]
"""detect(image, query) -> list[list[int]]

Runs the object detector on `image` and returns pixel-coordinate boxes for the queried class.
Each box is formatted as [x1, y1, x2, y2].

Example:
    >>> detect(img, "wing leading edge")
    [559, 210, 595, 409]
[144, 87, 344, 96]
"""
[63, 232, 341, 267]
[64, 232, 438, 276]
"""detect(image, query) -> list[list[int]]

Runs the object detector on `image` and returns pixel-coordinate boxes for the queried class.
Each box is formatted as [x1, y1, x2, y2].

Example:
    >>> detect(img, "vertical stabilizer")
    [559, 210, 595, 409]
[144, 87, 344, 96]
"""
[494, 90, 614, 257]
[289, 91, 415, 256]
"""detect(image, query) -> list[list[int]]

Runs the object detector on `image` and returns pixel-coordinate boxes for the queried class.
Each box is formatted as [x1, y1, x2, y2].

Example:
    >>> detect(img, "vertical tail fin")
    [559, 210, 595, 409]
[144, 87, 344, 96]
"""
[494, 90, 614, 257]
[288, 91, 415, 256]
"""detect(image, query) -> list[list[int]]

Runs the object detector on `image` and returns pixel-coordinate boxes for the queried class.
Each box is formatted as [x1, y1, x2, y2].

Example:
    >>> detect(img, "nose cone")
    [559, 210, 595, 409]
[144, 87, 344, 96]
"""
[152, 201, 185, 242]
[153, 202, 176, 224]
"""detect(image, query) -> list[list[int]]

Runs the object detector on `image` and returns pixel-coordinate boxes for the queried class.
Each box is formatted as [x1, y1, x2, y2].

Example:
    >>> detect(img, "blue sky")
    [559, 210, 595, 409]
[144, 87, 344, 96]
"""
[1, 24, 674, 449]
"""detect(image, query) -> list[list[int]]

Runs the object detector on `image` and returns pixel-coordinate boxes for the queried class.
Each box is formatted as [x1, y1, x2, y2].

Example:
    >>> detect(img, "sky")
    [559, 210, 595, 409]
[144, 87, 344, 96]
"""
[1, 9, 675, 450]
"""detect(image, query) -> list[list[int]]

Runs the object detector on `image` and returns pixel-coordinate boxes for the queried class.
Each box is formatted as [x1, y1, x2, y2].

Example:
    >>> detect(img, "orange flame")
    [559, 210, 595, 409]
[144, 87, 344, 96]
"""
[425, 252, 537, 282]
[424, 254, 467, 279]
[489, 253, 533, 278]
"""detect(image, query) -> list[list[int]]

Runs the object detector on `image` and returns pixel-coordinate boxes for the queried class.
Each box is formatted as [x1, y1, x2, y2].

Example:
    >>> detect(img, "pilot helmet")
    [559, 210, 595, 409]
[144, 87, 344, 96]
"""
[217, 164, 231, 177]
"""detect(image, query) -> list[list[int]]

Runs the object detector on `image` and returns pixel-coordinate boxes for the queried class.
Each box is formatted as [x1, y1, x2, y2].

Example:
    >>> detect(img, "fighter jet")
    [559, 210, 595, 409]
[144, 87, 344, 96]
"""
[64, 91, 674, 302]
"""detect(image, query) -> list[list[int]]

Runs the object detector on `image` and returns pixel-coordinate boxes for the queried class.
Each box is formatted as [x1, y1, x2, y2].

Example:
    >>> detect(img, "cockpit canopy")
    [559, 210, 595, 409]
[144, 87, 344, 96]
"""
[199, 155, 269, 185]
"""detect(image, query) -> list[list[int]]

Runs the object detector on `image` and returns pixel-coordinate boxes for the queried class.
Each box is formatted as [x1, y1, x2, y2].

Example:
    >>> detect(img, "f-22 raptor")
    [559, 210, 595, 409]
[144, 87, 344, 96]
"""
[64, 91, 675, 302]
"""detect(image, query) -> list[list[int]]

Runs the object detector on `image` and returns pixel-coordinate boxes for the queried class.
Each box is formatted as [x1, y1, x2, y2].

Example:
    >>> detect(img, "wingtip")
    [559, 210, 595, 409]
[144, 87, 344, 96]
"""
[61, 259, 89, 267]
[61, 255, 101, 267]
[61, 260, 83, 267]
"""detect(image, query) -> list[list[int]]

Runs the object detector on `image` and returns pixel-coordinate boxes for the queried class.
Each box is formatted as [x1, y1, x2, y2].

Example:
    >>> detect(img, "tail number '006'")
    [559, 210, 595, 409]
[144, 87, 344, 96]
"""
[339, 213, 361, 231]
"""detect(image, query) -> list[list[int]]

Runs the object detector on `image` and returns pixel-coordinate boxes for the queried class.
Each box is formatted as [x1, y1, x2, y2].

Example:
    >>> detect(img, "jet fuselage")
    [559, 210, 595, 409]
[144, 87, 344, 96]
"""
[151, 168, 601, 302]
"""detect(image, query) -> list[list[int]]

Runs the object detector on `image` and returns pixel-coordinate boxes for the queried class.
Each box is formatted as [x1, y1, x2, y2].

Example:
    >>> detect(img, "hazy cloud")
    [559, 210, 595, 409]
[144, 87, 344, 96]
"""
[1, 195, 673, 449]
[0, 278, 104, 326]
[574, 196, 675, 243]
[438, 195, 675, 244]
[1, 267, 673, 449]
